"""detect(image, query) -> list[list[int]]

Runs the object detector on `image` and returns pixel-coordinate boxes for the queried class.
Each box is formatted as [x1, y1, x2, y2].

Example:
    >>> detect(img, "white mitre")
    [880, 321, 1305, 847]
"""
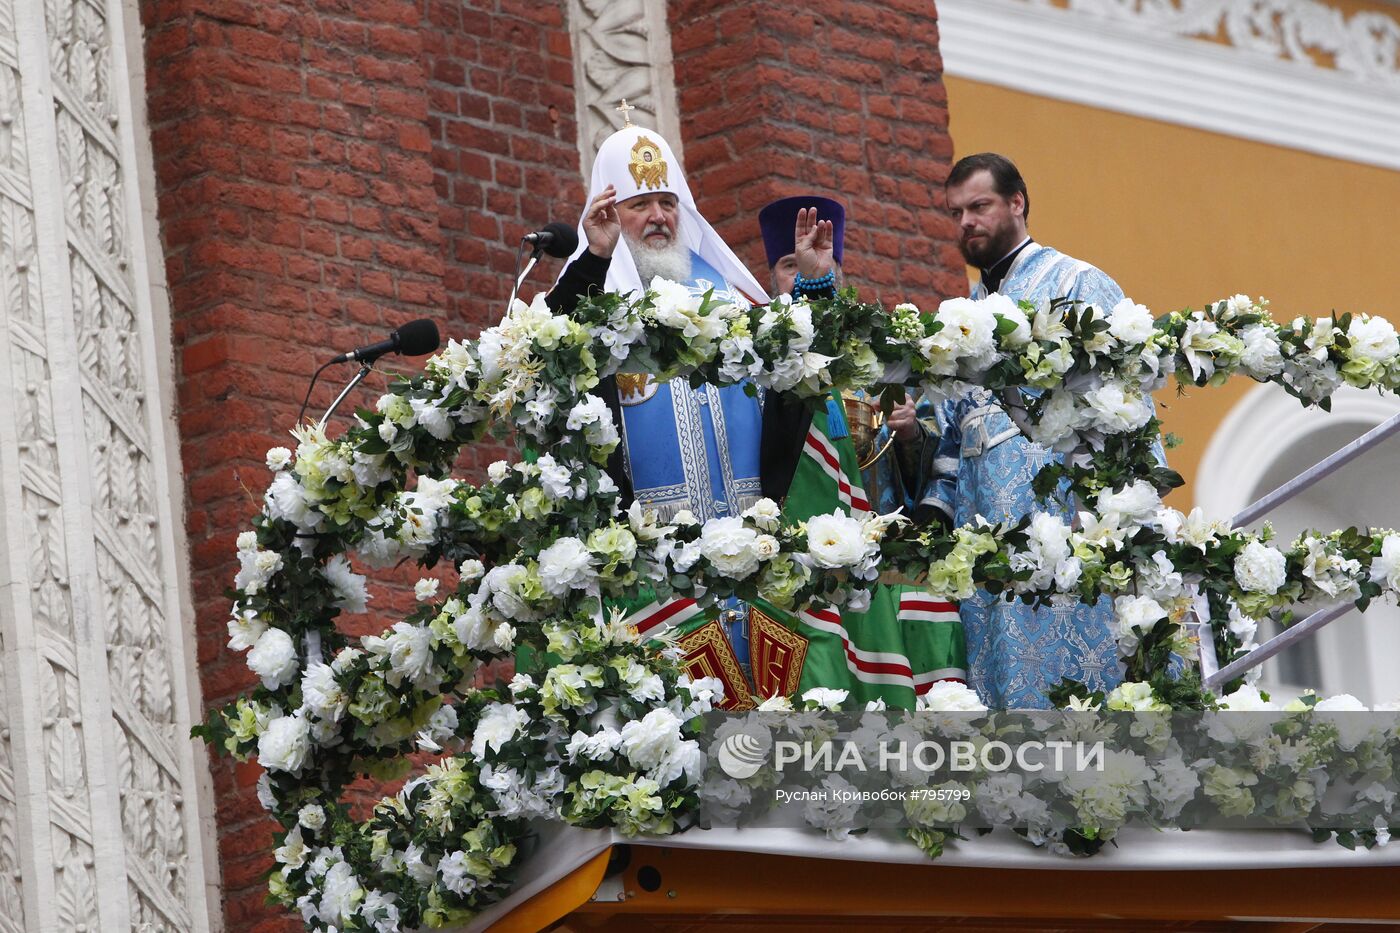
[563, 125, 770, 304]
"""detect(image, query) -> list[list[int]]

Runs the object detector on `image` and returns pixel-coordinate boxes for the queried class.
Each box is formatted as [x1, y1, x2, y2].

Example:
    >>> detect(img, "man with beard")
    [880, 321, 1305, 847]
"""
[544, 125, 836, 703]
[910, 153, 1131, 708]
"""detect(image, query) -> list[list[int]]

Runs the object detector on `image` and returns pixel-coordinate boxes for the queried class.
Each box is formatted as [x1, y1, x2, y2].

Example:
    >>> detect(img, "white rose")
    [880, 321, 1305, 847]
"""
[318, 860, 364, 925]
[742, 498, 783, 531]
[1216, 684, 1276, 711]
[458, 558, 486, 584]
[1107, 299, 1156, 345]
[1095, 480, 1161, 529]
[986, 293, 1031, 347]
[471, 702, 530, 761]
[672, 509, 699, 527]
[931, 296, 998, 372]
[258, 714, 312, 773]
[300, 662, 348, 721]
[1234, 540, 1287, 594]
[323, 555, 368, 614]
[917, 680, 987, 712]
[266, 446, 293, 471]
[1369, 534, 1400, 591]
[538, 536, 596, 595]
[1347, 316, 1400, 364]
[618, 707, 683, 772]
[487, 460, 509, 483]
[1238, 324, 1284, 378]
[247, 627, 299, 689]
[413, 577, 439, 601]
[265, 471, 321, 532]
[1113, 594, 1167, 652]
[801, 687, 849, 710]
[1083, 381, 1152, 433]
[298, 804, 327, 831]
[699, 517, 762, 578]
[565, 726, 622, 763]
[804, 512, 868, 569]
[753, 534, 780, 560]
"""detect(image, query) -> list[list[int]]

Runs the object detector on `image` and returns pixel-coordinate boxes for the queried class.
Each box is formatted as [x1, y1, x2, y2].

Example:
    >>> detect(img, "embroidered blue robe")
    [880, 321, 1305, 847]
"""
[913, 244, 1130, 708]
[618, 253, 764, 667]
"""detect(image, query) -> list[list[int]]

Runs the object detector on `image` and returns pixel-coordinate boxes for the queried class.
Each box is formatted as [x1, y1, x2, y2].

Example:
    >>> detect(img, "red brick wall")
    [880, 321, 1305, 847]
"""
[141, 0, 578, 928]
[143, 0, 960, 930]
[668, 0, 966, 306]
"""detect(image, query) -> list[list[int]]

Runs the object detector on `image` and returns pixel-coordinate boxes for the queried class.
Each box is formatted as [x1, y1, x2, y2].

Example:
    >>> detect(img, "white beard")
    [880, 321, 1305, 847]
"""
[626, 229, 692, 287]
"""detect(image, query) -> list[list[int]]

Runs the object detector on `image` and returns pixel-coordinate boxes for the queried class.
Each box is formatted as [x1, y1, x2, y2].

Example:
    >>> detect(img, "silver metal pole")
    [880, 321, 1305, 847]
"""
[1231, 410, 1400, 528]
[1204, 601, 1352, 690]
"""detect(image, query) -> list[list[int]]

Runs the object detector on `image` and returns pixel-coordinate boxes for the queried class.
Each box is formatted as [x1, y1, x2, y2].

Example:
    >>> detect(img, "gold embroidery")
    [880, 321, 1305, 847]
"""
[678, 619, 754, 711]
[617, 373, 656, 406]
[628, 136, 668, 190]
[750, 608, 809, 700]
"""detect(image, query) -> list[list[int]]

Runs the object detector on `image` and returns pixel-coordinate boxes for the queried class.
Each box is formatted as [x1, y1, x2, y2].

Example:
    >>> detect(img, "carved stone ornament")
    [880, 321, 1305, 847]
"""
[1026, 0, 1400, 86]
[566, 0, 685, 174]
[0, 0, 214, 929]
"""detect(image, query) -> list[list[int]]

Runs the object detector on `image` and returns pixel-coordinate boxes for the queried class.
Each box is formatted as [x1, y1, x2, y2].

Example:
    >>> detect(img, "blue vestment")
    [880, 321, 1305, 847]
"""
[914, 243, 1129, 708]
[618, 253, 764, 667]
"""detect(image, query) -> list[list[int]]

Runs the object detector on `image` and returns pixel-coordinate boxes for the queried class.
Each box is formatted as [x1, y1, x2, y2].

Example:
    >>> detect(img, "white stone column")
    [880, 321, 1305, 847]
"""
[567, 0, 683, 174]
[0, 0, 218, 930]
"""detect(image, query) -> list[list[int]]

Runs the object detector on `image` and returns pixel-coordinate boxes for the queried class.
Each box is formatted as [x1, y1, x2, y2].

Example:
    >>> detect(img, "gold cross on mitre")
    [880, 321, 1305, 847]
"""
[615, 98, 635, 128]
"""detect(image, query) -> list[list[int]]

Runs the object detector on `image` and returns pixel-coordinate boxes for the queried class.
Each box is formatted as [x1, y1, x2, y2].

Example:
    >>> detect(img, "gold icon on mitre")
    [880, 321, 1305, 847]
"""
[842, 390, 894, 470]
[617, 373, 656, 405]
[628, 136, 668, 190]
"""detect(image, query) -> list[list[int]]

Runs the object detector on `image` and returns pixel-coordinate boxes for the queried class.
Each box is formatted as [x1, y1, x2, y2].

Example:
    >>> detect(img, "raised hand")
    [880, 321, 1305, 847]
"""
[582, 184, 620, 258]
[794, 206, 835, 279]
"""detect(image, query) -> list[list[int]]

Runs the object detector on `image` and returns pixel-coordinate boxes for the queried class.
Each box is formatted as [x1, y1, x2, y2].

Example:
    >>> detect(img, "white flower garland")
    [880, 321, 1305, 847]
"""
[196, 286, 1400, 929]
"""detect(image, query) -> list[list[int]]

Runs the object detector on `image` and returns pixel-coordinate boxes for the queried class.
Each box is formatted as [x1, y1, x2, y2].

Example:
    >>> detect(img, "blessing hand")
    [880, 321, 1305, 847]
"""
[582, 184, 620, 258]
[794, 206, 834, 279]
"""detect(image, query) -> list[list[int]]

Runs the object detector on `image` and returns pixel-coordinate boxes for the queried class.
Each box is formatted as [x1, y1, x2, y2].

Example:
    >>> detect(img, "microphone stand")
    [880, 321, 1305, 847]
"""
[506, 238, 545, 312]
[317, 362, 374, 432]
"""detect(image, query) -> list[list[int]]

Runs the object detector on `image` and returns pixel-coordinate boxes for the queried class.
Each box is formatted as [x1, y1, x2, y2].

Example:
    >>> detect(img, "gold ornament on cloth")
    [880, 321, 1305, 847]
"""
[843, 390, 894, 470]
[628, 136, 668, 190]
[616, 373, 655, 405]
[749, 607, 808, 701]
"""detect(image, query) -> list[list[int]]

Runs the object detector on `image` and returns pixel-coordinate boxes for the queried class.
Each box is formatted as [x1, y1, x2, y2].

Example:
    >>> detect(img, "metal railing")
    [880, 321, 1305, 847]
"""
[1198, 409, 1400, 691]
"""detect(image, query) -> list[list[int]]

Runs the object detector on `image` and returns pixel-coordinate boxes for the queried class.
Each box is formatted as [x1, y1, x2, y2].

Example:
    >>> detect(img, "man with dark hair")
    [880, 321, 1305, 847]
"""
[911, 153, 1134, 708]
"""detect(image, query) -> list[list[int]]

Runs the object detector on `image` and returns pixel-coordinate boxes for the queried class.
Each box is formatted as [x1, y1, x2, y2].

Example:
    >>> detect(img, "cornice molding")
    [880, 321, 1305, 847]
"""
[937, 0, 1400, 170]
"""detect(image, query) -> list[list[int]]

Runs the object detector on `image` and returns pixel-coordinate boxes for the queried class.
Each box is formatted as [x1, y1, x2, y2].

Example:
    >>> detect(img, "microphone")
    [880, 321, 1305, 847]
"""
[522, 221, 579, 259]
[330, 319, 440, 365]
